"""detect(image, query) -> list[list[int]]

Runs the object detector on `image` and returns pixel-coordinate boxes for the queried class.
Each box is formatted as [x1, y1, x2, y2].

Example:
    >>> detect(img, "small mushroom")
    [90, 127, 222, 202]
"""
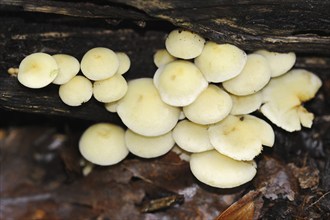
[153, 49, 176, 67]
[79, 123, 128, 166]
[230, 92, 262, 115]
[125, 129, 175, 158]
[172, 119, 213, 153]
[93, 74, 128, 103]
[223, 54, 271, 96]
[260, 69, 322, 132]
[190, 150, 257, 188]
[255, 50, 296, 77]
[59, 75, 93, 106]
[104, 101, 119, 113]
[183, 84, 232, 125]
[208, 115, 274, 161]
[153, 60, 208, 106]
[80, 47, 119, 81]
[18, 52, 59, 88]
[117, 78, 180, 136]
[194, 42, 247, 83]
[115, 52, 131, 75]
[165, 29, 205, 59]
[52, 54, 80, 85]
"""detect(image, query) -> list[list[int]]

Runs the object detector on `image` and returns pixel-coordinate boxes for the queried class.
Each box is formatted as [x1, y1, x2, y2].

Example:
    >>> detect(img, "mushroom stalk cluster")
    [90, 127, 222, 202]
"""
[16, 29, 322, 189]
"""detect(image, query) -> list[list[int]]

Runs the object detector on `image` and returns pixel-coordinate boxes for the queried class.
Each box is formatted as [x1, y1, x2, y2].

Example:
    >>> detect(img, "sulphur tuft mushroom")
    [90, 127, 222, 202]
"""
[153, 49, 177, 68]
[165, 29, 205, 59]
[80, 47, 119, 81]
[208, 114, 275, 161]
[18, 52, 59, 88]
[194, 42, 247, 83]
[190, 150, 257, 188]
[115, 52, 131, 75]
[260, 69, 322, 132]
[172, 119, 213, 153]
[52, 54, 80, 85]
[59, 75, 93, 106]
[117, 78, 180, 136]
[79, 123, 128, 166]
[153, 60, 208, 106]
[255, 49, 296, 77]
[93, 74, 128, 103]
[183, 84, 232, 125]
[223, 54, 272, 96]
[230, 92, 262, 115]
[125, 129, 175, 158]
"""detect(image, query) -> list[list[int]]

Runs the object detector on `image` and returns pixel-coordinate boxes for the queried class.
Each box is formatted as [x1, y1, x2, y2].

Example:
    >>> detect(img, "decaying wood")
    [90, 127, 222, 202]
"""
[1, 0, 329, 54]
[0, 0, 330, 120]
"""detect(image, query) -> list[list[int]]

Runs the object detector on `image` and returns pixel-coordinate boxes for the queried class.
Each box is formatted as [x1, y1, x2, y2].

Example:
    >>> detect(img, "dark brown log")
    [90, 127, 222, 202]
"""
[0, 0, 330, 122]
[1, 0, 329, 54]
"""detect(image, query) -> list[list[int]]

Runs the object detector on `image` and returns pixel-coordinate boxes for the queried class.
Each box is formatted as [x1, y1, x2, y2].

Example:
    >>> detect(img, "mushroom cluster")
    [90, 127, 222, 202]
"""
[17, 48, 130, 106]
[16, 29, 322, 189]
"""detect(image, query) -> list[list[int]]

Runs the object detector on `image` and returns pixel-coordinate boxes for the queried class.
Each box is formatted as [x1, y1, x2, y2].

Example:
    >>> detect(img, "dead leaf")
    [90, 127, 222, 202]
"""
[216, 190, 262, 220]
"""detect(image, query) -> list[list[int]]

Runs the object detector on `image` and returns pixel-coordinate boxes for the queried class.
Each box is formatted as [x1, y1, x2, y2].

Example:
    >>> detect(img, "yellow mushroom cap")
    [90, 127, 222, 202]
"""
[165, 29, 205, 59]
[153, 49, 176, 68]
[93, 74, 128, 103]
[59, 75, 93, 106]
[117, 78, 180, 136]
[80, 47, 119, 81]
[153, 60, 208, 107]
[255, 50, 296, 77]
[183, 84, 232, 125]
[208, 115, 275, 161]
[115, 52, 131, 75]
[194, 42, 247, 83]
[18, 52, 59, 89]
[52, 54, 80, 85]
[79, 123, 128, 166]
[190, 150, 257, 188]
[260, 69, 322, 132]
[125, 129, 175, 158]
[223, 54, 271, 96]
[172, 119, 213, 153]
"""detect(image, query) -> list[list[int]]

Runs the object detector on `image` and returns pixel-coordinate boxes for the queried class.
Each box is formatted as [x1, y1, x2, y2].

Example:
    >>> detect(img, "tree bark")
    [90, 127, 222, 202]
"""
[0, 0, 329, 122]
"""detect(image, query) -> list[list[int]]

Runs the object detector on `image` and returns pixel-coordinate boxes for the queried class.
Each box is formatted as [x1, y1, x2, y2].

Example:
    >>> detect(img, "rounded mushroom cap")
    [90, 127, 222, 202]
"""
[52, 54, 80, 85]
[80, 47, 119, 81]
[183, 84, 232, 125]
[165, 29, 205, 59]
[153, 60, 208, 107]
[104, 101, 119, 113]
[194, 42, 247, 83]
[117, 78, 180, 136]
[172, 119, 213, 153]
[260, 69, 322, 132]
[223, 54, 271, 96]
[18, 52, 59, 88]
[230, 92, 262, 115]
[190, 150, 257, 188]
[255, 50, 296, 77]
[115, 52, 131, 75]
[125, 129, 175, 158]
[59, 75, 93, 106]
[208, 115, 275, 161]
[79, 123, 128, 166]
[93, 74, 128, 103]
[153, 49, 176, 68]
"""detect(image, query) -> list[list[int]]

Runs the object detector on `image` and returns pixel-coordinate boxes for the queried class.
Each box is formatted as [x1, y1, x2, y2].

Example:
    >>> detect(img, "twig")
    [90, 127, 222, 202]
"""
[307, 191, 330, 209]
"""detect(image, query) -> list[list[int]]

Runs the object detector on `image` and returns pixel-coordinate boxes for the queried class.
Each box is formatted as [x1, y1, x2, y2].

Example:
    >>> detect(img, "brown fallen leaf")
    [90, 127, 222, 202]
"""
[216, 190, 262, 220]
